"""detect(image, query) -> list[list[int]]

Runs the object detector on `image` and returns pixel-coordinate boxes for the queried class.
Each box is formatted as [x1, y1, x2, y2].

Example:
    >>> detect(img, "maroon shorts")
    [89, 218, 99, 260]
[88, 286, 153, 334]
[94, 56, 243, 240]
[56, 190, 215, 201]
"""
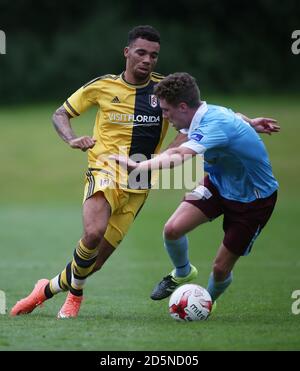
[184, 176, 277, 256]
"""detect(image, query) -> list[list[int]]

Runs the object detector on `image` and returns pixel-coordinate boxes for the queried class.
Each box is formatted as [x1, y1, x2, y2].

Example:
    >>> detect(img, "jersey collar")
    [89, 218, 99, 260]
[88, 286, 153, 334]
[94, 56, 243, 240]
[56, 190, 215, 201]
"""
[180, 101, 208, 135]
[120, 72, 151, 88]
[189, 101, 208, 133]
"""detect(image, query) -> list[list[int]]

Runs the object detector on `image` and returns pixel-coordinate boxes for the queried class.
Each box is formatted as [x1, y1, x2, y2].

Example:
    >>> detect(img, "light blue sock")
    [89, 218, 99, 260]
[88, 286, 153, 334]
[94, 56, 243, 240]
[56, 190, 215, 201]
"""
[207, 272, 233, 302]
[164, 235, 190, 277]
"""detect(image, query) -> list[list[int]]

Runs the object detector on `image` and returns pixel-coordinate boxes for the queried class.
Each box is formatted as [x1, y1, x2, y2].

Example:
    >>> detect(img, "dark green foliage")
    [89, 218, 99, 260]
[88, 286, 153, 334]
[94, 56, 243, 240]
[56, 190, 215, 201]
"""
[0, 0, 299, 104]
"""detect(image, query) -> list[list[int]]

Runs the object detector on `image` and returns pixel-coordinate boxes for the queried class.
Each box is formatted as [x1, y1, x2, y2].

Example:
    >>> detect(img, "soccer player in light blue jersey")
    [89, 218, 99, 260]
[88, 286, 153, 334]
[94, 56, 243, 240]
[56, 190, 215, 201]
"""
[112, 72, 279, 305]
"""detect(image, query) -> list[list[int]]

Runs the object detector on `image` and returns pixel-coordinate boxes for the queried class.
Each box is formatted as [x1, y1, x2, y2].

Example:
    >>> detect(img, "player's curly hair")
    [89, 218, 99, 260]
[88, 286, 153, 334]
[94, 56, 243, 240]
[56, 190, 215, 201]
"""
[128, 25, 160, 45]
[154, 72, 200, 108]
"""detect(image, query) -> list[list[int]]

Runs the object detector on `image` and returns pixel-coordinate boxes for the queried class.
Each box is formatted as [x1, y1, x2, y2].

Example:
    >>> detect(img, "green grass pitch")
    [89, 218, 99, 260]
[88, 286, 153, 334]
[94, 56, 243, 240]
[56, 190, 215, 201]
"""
[0, 95, 299, 350]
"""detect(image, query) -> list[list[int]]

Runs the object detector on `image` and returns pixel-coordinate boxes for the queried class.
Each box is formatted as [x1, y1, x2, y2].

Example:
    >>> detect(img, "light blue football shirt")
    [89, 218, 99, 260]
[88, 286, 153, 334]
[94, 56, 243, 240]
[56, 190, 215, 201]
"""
[181, 102, 279, 202]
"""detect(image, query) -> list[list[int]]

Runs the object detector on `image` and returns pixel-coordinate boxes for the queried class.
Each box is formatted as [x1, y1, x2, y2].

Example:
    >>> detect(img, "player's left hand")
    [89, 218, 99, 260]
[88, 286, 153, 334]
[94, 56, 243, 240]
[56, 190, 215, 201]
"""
[251, 117, 280, 135]
[109, 155, 138, 171]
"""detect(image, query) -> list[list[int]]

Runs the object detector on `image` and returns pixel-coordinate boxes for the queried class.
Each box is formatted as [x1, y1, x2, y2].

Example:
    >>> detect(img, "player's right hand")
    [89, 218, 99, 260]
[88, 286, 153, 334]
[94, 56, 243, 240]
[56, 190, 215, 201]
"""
[68, 136, 96, 151]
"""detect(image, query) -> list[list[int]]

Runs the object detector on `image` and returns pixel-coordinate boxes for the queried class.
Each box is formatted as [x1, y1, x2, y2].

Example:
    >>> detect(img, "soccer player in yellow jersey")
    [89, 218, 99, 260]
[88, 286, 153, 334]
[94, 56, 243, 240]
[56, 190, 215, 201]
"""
[10, 25, 186, 318]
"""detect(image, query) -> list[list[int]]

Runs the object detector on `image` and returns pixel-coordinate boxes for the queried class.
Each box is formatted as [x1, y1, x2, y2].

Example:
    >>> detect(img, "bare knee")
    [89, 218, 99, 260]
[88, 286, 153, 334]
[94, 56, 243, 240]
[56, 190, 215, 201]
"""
[164, 222, 182, 240]
[82, 192, 111, 249]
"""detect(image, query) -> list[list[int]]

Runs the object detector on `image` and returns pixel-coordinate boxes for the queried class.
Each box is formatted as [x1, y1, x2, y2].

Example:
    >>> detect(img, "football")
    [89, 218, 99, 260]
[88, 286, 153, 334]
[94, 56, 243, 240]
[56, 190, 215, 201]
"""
[169, 284, 212, 321]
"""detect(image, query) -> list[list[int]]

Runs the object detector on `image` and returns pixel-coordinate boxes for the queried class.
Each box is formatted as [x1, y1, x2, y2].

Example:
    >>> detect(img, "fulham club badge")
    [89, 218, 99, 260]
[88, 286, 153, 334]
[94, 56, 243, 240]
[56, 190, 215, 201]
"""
[149, 94, 158, 108]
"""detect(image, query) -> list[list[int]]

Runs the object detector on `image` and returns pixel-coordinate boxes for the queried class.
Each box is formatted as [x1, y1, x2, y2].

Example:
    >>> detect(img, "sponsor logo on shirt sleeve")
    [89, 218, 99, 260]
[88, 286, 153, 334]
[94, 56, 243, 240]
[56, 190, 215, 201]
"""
[190, 133, 203, 142]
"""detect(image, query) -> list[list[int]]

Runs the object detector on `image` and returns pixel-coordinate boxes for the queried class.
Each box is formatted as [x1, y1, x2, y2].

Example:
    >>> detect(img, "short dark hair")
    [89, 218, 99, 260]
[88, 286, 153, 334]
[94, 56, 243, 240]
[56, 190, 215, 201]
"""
[154, 72, 200, 108]
[128, 25, 160, 45]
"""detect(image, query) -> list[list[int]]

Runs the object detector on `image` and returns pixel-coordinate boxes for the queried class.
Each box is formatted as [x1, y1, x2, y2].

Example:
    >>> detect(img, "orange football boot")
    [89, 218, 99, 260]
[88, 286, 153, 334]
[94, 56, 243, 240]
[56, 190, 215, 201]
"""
[57, 292, 83, 319]
[10, 279, 49, 316]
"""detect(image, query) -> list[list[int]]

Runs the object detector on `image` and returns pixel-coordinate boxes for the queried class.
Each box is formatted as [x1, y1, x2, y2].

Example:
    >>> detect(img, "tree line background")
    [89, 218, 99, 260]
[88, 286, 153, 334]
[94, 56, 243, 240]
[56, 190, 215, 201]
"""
[0, 0, 299, 104]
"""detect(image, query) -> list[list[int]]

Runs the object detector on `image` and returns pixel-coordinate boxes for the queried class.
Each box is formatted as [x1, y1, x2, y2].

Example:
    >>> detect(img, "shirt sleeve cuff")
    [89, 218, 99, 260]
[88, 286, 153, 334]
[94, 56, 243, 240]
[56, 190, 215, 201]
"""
[63, 100, 80, 117]
[180, 140, 206, 154]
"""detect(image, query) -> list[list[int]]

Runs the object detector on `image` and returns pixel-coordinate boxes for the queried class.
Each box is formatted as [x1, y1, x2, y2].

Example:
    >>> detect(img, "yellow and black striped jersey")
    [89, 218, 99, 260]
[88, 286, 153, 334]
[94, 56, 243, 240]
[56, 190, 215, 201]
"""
[63, 72, 169, 191]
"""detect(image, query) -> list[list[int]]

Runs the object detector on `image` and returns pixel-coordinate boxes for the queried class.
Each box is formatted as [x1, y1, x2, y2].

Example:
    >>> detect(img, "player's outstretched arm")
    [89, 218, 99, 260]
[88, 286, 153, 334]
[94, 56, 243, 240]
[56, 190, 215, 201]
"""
[110, 146, 197, 172]
[236, 112, 280, 135]
[164, 132, 188, 150]
[52, 106, 96, 151]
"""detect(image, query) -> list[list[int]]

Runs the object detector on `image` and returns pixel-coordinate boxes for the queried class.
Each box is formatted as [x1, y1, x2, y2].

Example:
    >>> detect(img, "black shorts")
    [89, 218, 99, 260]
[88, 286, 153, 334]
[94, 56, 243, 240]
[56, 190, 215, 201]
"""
[184, 176, 277, 256]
